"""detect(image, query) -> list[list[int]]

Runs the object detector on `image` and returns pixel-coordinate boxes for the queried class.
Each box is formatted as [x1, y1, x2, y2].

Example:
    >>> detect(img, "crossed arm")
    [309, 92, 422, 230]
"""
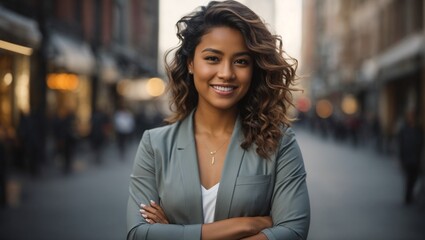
[140, 200, 270, 240]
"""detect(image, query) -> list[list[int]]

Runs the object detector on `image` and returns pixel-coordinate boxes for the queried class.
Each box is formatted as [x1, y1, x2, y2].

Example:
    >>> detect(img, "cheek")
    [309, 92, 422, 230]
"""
[240, 71, 253, 88]
[193, 77, 202, 93]
[195, 65, 216, 80]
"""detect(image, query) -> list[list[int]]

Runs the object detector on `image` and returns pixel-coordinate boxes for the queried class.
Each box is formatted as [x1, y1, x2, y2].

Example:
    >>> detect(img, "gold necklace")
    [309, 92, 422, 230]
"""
[207, 137, 230, 165]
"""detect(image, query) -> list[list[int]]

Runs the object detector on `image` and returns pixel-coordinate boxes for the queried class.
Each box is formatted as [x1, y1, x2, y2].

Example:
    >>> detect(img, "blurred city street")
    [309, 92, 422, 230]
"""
[0, 139, 139, 240]
[0, 0, 424, 239]
[0, 128, 423, 240]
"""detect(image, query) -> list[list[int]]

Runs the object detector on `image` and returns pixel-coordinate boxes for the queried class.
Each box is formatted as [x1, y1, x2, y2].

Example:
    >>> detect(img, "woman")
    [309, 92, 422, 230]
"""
[127, 1, 310, 239]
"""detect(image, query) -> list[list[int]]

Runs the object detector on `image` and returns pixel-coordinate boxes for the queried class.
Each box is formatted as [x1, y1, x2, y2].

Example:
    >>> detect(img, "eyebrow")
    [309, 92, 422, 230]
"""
[201, 48, 251, 57]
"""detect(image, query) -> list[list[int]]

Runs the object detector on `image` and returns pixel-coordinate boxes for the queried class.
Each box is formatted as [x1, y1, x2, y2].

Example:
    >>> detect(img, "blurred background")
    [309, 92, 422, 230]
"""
[0, 0, 424, 239]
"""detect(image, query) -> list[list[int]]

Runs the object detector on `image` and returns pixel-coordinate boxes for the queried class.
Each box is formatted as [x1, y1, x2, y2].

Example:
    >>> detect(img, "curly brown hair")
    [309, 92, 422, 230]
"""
[165, 0, 298, 159]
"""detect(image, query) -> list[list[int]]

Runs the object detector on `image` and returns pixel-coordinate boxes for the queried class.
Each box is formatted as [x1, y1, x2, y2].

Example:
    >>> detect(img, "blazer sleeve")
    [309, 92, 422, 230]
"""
[261, 128, 310, 240]
[126, 130, 202, 240]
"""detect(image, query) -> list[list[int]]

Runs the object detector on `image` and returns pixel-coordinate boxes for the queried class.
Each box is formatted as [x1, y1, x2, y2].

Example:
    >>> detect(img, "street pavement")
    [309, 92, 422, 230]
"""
[298, 128, 425, 240]
[0, 129, 424, 240]
[0, 140, 138, 240]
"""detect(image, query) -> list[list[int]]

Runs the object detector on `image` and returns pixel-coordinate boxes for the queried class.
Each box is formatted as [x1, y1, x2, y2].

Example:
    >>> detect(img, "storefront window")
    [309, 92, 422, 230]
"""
[0, 52, 14, 130]
[0, 48, 31, 136]
[47, 73, 92, 137]
[76, 76, 91, 137]
[14, 55, 30, 115]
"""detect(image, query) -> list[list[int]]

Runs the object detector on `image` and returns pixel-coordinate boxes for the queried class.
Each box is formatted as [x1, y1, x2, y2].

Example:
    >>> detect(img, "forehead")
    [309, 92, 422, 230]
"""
[196, 26, 249, 53]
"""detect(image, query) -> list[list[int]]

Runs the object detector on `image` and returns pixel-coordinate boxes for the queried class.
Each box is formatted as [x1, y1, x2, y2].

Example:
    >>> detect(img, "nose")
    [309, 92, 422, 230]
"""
[217, 62, 235, 81]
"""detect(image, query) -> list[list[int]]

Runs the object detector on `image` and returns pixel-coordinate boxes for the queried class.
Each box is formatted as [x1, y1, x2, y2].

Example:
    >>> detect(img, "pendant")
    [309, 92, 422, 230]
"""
[210, 151, 216, 165]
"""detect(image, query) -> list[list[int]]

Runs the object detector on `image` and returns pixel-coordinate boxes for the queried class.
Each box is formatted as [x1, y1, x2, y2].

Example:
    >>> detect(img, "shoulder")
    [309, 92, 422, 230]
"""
[143, 121, 181, 144]
[275, 126, 302, 160]
[136, 122, 182, 160]
[279, 126, 297, 147]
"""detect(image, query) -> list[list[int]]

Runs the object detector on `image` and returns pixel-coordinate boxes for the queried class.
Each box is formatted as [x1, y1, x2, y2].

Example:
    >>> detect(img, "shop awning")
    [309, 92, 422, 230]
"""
[112, 44, 156, 78]
[48, 32, 95, 75]
[377, 32, 424, 69]
[361, 32, 424, 82]
[0, 6, 41, 48]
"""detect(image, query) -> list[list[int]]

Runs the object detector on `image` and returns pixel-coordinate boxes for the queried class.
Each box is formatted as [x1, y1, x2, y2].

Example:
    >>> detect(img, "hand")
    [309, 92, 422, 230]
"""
[140, 200, 169, 224]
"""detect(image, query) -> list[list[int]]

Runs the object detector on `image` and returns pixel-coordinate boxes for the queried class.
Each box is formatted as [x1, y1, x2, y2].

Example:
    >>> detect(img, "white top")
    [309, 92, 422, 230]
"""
[201, 183, 220, 223]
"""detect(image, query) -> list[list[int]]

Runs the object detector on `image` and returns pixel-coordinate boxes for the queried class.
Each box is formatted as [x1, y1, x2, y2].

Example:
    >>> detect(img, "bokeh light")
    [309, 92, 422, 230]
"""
[146, 77, 165, 97]
[315, 99, 333, 119]
[47, 73, 79, 91]
[341, 94, 358, 115]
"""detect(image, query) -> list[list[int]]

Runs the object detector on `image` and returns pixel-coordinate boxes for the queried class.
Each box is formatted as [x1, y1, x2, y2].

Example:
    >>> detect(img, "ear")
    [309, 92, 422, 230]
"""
[187, 58, 194, 73]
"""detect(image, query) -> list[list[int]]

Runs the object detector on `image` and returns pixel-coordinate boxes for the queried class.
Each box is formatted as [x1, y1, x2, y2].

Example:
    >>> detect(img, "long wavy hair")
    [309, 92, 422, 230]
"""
[165, 0, 298, 159]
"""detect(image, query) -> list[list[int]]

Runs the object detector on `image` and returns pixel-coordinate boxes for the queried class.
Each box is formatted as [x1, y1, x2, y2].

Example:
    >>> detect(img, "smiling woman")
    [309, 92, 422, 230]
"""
[127, 1, 310, 240]
[188, 26, 253, 112]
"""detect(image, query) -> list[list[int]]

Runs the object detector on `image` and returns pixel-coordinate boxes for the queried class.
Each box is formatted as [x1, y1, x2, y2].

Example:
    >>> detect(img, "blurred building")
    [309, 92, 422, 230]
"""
[0, 0, 159, 174]
[0, 0, 159, 134]
[301, 0, 424, 151]
[0, 4, 41, 133]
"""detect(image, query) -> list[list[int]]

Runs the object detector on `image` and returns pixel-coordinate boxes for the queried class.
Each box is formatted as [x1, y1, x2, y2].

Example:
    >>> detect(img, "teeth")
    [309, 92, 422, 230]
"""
[212, 85, 234, 92]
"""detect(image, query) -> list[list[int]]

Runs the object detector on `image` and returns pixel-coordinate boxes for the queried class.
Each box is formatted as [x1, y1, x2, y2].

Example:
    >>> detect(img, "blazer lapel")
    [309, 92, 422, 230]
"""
[214, 118, 245, 221]
[176, 111, 204, 223]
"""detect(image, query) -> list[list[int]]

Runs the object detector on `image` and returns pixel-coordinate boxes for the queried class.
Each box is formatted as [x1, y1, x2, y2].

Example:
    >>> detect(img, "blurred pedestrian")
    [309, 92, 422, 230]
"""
[90, 108, 110, 164]
[346, 115, 361, 146]
[0, 124, 19, 206]
[0, 125, 7, 207]
[53, 108, 77, 174]
[113, 104, 135, 159]
[371, 115, 382, 152]
[127, 1, 310, 239]
[16, 111, 42, 177]
[397, 111, 424, 205]
[15, 111, 28, 170]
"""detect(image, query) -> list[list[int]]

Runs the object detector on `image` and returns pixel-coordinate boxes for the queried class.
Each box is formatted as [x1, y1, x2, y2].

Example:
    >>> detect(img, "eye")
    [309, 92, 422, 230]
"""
[234, 58, 250, 66]
[205, 56, 219, 63]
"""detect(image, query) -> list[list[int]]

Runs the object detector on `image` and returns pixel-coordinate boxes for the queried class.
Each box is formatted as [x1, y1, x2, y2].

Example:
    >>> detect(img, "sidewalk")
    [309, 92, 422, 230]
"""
[0, 139, 138, 240]
[296, 128, 425, 240]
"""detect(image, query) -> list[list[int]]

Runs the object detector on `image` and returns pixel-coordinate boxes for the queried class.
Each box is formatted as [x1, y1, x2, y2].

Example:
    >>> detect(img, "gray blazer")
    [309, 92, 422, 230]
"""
[127, 112, 310, 240]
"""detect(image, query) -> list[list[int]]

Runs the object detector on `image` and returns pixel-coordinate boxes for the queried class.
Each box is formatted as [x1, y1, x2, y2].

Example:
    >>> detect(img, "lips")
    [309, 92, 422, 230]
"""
[210, 85, 237, 93]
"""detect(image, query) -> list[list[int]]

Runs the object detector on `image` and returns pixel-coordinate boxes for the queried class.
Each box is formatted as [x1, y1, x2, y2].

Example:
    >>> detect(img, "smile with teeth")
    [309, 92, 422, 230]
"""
[211, 85, 236, 92]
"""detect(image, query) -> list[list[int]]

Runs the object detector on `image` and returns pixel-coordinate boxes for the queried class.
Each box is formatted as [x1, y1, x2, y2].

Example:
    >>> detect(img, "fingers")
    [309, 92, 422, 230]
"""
[142, 201, 169, 224]
[139, 200, 169, 224]
[139, 204, 154, 224]
[149, 200, 169, 222]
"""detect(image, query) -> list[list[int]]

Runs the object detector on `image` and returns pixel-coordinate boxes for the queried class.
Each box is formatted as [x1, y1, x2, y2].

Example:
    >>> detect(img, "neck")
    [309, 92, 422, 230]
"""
[194, 107, 237, 136]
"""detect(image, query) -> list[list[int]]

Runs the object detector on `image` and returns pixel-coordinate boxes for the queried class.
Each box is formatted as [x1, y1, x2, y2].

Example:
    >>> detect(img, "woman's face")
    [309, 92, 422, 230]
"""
[188, 26, 253, 112]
